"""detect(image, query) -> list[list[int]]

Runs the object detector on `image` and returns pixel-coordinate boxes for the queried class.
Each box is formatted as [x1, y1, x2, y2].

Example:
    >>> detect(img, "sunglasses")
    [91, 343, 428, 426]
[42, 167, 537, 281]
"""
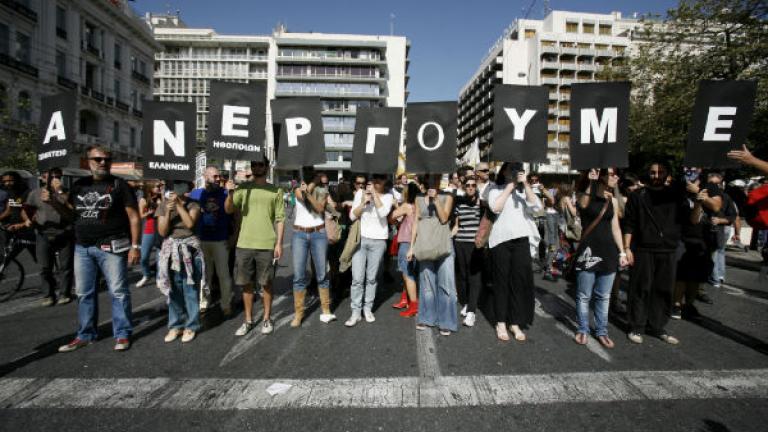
[50, 175, 63, 180]
[355, 182, 365, 186]
[89, 157, 112, 163]
[477, 169, 489, 173]
[464, 183, 477, 187]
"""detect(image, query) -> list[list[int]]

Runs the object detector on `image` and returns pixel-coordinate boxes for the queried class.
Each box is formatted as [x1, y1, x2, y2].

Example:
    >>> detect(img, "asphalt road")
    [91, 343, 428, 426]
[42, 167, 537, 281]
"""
[0, 222, 766, 431]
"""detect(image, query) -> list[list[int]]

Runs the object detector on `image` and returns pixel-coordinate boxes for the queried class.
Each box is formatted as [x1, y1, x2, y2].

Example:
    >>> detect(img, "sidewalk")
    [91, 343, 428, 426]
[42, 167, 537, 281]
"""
[725, 247, 764, 271]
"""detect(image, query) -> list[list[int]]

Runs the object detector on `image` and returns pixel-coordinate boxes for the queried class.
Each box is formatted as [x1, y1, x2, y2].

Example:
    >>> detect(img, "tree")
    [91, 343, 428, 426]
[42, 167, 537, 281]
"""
[0, 93, 38, 172]
[599, 0, 768, 172]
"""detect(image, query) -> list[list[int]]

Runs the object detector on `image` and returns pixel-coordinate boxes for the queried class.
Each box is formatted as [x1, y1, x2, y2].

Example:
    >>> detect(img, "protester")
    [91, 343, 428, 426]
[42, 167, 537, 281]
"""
[537, 183, 559, 281]
[390, 182, 419, 317]
[137, 180, 163, 288]
[22, 168, 74, 306]
[487, 162, 541, 341]
[157, 181, 204, 343]
[345, 174, 394, 326]
[728, 145, 768, 175]
[573, 169, 628, 348]
[0, 171, 35, 259]
[408, 173, 457, 335]
[475, 162, 492, 202]
[56, 145, 141, 352]
[225, 157, 285, 336]
[453, 176, 483, 327]
[292, 173, 336, 326]
[623, 162, 681, 345]
[191, 167, 235, 315]
[706, 171, 735, 288]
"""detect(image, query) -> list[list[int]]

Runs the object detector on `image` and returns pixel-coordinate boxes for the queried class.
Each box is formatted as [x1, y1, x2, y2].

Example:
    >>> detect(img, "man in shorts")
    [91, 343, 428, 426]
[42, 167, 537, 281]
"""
[225, 156, 285, 336]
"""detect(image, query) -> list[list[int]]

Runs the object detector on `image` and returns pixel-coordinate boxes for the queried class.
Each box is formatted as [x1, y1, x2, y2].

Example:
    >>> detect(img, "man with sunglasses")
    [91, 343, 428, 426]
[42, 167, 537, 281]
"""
[225, 156, 285, 336]
[55, 146, 141, 352]
[23, 168, 75, 306]
[190, 166, 234, 316]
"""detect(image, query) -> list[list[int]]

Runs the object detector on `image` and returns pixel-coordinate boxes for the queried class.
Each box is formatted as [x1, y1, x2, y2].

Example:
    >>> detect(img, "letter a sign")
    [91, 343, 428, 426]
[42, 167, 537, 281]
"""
[684, 80, 757, 168]
[142, 101, 196, 181]
[351, 107, 402, 174]
[492, 84, 548, 163]
[38, 91, 76, 170]
[271, 97, 325, 169]
[405, 101, 457, 173]
[569, 82, 630, 170]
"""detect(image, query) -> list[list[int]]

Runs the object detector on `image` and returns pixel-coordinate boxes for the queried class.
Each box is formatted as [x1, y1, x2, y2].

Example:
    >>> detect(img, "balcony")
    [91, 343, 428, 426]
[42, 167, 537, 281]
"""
[541, 77, 558, 85]
[91, 90, 105, 103]
[106, 96, 114, 106]
[540, 60, 560, 69]
[115, 100, 130, 111]
[86, 44, 101, 57]
[541, 44, 558, 54]
[57, 75, 78, 89]
[132, 70, 150, 84]
[132, 108, 143, 118]
[547, 123, 559, 132]
[276, 73, 385, 83]
[276, 54, 385, 65]
[560, 78, 574, 86]
[560, 47, 579, 55]
[56, 27, 67, 39]
[0, 53, 38, 78]
[559, 109, 570, 117]
[0, 0, 37, 22]
[596, 50, 614, 57]
[578, 63, 596, 72]
[275, 89, 384, 98]
[559, 93, 571, 101]
[157, 53, 268, 62]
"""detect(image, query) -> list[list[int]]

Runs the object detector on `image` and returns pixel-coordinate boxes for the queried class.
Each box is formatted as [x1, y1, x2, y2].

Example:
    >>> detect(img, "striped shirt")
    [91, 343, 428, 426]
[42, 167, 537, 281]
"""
[454, 196, 482, 243]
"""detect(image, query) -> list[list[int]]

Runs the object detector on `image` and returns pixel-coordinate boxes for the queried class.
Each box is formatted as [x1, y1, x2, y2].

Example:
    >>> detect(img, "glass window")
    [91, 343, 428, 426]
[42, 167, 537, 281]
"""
[582, 23, 594, 34]
[565, 22, 578, 33]
[114, 79, 120, 99]
[15, 32, 30, 64]
[113, 121, 120, 143]
[599, 24, 612, 35]
[114, 43, 122, 69]
[56, 6, 67, 37]
[56, 51, 66, 76]
[130, 127, 136, 148]
[0, 23, 7, 55]
[18, 91, 31, 122]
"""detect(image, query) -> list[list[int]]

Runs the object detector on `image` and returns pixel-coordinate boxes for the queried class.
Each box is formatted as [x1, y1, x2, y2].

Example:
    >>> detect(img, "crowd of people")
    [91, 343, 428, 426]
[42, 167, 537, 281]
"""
[1, 143, 767, 353]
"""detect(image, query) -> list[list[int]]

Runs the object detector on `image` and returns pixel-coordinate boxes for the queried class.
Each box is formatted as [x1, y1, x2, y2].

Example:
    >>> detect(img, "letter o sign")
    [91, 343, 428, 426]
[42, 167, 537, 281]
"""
[417, 122, 444, 151]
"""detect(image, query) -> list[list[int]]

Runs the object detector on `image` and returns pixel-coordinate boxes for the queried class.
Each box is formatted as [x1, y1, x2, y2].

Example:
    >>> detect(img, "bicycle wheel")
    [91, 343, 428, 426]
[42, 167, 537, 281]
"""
[0, 258, 24, 302]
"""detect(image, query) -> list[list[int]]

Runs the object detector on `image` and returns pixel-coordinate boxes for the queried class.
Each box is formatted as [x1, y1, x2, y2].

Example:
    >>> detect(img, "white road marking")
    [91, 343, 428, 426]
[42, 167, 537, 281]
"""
[535, 296, 613, 362]
[720, 283, 768, 307]
[1, 368, 766, 409]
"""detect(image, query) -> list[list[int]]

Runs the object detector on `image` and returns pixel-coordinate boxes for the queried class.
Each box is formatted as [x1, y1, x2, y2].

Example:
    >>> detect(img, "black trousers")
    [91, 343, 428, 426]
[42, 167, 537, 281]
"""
[627, 250, 675, 334]
[454, 241, 483, 313]
[490, 237, 534, 327]
[36, 230, 74, 299]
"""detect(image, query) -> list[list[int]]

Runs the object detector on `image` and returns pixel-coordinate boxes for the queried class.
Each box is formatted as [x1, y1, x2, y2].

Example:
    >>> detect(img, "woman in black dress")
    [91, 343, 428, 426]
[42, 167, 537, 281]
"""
[574, 169, 628, 348]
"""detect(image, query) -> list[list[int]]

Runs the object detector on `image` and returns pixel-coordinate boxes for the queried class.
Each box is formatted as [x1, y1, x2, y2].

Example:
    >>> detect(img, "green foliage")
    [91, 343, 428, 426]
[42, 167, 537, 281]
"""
[0, 95, 37, 172]
[605, 0, 768, 172]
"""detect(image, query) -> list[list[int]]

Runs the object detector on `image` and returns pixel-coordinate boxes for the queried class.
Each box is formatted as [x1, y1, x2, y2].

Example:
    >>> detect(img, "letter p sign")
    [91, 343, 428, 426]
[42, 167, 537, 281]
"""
[285, 117, 311, 148]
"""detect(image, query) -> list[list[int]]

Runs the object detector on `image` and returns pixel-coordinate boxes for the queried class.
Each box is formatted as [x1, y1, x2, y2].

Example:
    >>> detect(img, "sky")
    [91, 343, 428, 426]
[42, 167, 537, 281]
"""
[132, 0, 681, 102]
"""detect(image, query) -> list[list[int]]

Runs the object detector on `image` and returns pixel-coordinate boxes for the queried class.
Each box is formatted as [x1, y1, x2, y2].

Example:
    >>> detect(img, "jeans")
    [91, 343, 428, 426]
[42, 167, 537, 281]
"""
[417, 251, 458, 331]
[74, 245, 132, 341]
[710, 247, 726, 284]
[576, 270, 616, 336]
[350, 237, 387, 312]
[201, 240, 233, 308]
[140, 232, 158, 278]
[36, 230, 74, 299]
[291, 229, 329, 292]
[168, 254, 203, 332]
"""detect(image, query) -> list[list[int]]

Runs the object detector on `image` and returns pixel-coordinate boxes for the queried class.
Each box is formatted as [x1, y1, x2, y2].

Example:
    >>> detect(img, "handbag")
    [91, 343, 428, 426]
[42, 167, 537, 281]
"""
[564, 200, 610, 282]
[325, 214, 341, 245]
[563, 203, 582, 241]
[413, 196, 452, 261]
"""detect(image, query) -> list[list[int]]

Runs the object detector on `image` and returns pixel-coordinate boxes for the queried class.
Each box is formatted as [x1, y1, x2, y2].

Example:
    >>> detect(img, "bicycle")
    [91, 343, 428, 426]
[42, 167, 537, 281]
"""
[0, 226, 32, 302]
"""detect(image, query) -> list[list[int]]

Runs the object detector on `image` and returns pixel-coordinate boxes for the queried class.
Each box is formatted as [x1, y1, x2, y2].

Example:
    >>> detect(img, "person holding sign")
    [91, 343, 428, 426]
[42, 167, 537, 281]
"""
[225, 157, 285, 337]
[345, 175, 394, 327]
[487, 162, 542, 342]
[291, 173, 336, 327]
[156, 182, 204, 343]
[56, 146, 141, 353]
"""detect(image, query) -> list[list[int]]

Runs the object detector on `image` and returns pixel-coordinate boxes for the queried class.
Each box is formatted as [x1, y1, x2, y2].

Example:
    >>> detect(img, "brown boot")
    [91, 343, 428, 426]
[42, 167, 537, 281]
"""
[291, 290, 306, 328]
[318, 287, 337, 323]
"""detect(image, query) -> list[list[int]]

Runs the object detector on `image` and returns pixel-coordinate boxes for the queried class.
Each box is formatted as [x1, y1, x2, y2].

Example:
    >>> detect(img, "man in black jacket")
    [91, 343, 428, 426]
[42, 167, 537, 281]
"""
[623, 162, 686, 345]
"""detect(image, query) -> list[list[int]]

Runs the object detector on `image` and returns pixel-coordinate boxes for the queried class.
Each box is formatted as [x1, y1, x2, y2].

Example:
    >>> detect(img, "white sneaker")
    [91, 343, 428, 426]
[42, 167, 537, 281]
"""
[261, 319, 273, 335]
[235, 321, 254, 336]
[319, 313, 337, 323]
[460, 304, 468, 317]
[463, 312, 476, 327]
[345, 312, 362, 327]
[363, 310, 376, 323]
[136, 276, 150, 288]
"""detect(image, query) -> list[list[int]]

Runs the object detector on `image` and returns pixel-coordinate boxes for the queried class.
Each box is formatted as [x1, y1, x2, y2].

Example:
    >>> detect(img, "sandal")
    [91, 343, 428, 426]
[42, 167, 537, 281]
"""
[496, 323, 510, 341]
[597, 335, 615, 349]
[574, 333, 588, 345]
[509, 325, 527, 342]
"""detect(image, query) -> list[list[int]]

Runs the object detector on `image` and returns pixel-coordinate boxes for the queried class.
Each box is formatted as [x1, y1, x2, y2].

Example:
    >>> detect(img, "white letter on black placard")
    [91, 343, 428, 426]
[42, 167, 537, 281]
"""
[222, 105, 250, 138]
[43, 111, 66, 144]
[581, 108, 617, 144]
[285, 117, 311, 148]
[154, 120, 185, 156]
[703, 106, 737, 141]
[503, 108, 536, 140]
[366, 127, 389, 154]
[417, 122, 444, 151]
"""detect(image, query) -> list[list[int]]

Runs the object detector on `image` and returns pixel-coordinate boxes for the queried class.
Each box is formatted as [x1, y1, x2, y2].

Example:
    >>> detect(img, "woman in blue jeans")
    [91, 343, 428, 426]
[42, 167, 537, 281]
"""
[408, 174, 457, 336]
[156, 182, 204, 344]
[573, 169, 628, 348]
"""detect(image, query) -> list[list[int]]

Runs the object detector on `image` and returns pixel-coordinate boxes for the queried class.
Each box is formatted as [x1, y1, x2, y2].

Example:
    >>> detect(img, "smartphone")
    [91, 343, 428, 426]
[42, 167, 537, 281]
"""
[684, 168, 699, 183]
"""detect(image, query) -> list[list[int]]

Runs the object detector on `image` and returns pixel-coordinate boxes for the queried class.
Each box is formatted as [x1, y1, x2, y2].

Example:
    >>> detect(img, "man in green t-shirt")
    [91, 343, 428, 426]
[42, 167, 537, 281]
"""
[224, 157, 285, 336]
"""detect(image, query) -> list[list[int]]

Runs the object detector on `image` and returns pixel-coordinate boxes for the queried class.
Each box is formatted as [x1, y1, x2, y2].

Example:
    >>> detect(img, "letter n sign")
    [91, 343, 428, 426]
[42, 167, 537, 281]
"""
[351, 107, 402, 174]
[569, 82, 630, 170]
[405, 101, 457, 173]
[142, 101, 196, 181]
[684, 80, 757, 169]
